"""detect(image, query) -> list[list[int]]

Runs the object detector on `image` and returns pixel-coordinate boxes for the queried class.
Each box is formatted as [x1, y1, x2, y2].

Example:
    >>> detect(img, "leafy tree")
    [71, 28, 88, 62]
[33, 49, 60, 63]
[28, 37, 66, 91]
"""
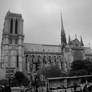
[69, 59, 92, 76]
[84, 60, 92, 74]
[71, 60, 85, 71]
[69, 69, 88, 76]
[41, 65, 65, 78]
[0, 79, 8, 85]
[13, 71, 30, 86]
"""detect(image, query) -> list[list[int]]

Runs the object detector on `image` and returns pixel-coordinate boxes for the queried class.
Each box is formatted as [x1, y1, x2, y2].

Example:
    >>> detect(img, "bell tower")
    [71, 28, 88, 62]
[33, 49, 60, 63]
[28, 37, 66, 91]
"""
[1, 11, 24, 71]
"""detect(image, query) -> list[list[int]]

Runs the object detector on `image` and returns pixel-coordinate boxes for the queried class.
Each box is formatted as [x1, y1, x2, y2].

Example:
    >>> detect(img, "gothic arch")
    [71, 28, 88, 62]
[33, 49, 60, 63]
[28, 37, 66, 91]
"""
[37, 55, 41, 63]
[25, 55, 28, 71]
[10, 18, 13, 33]
[15, 19, 18, 34]
[32, 55, 35, 63]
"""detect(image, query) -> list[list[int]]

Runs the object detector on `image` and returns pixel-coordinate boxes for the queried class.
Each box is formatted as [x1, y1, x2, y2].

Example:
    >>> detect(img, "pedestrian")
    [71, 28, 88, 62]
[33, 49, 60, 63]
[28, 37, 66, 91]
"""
[83, 84, 89, 92]
[73, 82, 77, 92]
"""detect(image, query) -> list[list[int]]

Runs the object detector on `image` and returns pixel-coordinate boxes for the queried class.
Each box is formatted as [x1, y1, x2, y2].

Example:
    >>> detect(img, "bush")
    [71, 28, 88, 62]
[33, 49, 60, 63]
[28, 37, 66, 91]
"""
[13, 72, 30, 86]
[42, 65, 65, 78]
[69, 59, 92, 76]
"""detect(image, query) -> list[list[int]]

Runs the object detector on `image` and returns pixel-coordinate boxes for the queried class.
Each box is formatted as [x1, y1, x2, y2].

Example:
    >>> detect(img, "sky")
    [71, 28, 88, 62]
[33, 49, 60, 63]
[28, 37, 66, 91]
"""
[0, 0, 92, 47]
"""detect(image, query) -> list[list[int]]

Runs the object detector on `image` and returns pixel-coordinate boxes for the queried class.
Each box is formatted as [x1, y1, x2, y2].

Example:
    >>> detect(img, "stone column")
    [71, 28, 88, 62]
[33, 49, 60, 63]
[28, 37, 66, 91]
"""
[18, 45, 24, 71]
[18, 19, 23, 35]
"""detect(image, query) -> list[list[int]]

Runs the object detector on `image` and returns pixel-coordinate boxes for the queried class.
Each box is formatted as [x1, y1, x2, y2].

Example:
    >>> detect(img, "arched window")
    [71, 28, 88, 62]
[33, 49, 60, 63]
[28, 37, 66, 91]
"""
[16, 55, 19, 68]
[10, 19, 13, 33]
[15, 19, 18, 34]
[25, 55, 28, 71]
[38, 55, 40, 63]
[32, 55, 34, 63]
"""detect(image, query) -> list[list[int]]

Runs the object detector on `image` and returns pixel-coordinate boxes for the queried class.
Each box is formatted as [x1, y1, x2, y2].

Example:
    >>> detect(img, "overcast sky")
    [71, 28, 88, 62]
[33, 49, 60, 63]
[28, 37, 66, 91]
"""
[0, 0, 92, 47]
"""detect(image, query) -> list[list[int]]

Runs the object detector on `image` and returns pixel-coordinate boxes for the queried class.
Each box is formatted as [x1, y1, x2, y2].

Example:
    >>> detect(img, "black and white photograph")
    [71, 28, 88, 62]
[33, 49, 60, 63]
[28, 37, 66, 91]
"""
[0, 0, 92, 92]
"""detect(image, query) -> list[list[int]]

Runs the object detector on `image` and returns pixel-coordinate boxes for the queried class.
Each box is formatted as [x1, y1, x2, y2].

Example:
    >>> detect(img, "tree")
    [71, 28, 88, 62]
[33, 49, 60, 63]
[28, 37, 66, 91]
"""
[84, 60, 92, 74]
[71, 60, 85, 71]
[69, 59, 92, 76]
[69, 69, 88, 76]
[13, 72, 30, 86]
[41, 65, 65, 78]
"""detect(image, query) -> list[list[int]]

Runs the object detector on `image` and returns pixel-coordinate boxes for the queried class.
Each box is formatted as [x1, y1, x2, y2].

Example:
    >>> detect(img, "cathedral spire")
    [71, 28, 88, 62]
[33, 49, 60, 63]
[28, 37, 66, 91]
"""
[61, 12, 64, 33]
[68, 34, 71, 45]
[61, 11, 67, 50]
[80, 36, 84, 46]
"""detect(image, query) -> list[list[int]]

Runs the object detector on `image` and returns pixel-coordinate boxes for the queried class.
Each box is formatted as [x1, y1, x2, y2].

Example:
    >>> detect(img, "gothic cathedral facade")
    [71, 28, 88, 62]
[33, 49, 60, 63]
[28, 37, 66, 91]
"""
[1, 11, 92, 77]
[1, 11, 24, 72]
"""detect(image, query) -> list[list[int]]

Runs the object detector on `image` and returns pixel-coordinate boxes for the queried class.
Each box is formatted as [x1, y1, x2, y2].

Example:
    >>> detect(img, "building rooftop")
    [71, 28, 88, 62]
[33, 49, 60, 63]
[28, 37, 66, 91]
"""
[24, 43, 62, 53]
[5, 11, 22, 19]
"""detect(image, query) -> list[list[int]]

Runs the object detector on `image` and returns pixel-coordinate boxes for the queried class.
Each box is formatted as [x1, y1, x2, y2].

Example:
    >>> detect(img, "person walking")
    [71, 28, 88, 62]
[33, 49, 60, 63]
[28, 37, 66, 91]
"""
[83, 84, 89, 92]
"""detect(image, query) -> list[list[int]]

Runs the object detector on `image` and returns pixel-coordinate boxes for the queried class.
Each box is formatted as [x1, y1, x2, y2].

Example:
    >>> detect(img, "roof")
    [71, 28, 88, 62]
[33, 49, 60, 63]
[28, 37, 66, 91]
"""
[5, 11, 22, 19]
[70, 38, 81, 47]
[47, 75, 92, 80]
[24, 43, 61, 53]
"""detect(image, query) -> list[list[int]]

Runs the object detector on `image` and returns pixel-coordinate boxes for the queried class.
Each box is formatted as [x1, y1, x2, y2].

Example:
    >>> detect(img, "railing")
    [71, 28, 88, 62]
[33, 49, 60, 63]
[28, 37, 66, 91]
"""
[47, 75, 92, 92]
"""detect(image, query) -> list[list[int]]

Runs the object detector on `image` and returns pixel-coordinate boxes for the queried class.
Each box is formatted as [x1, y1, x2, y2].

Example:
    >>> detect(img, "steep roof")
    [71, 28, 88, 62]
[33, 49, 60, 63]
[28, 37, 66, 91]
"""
[24, 43, 61, 53]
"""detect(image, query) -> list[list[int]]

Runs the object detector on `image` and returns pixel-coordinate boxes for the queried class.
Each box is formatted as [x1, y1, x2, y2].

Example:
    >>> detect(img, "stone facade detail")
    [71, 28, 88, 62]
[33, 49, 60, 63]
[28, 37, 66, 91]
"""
[1, 11, 92, 78]
[1, 11, 24, 72]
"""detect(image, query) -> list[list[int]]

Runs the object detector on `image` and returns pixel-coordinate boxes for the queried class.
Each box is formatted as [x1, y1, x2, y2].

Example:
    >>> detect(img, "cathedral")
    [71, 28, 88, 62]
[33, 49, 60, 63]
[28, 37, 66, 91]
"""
[1, 11, 92, 78]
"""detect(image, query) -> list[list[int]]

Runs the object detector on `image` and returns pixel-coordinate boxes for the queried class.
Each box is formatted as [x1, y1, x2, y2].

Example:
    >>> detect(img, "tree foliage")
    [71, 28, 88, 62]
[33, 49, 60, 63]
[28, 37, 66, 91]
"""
[69, 59, 92, 76]
[0, 79, 8, 85]
[13, 71, 30, 86]
[40, 65, 66, 78]
[69, 69, 88, 76]
[46, 65, 61, 78]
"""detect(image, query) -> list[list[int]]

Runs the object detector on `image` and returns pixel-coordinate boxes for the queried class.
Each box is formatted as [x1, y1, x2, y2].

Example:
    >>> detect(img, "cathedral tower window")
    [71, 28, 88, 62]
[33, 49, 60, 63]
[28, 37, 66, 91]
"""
[10, 19, 13, 33]
[16, 55, 19, 68]
[38, 56, 40, 63]
[32, 55, 35, 63]
[15, 19, 18, 34]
